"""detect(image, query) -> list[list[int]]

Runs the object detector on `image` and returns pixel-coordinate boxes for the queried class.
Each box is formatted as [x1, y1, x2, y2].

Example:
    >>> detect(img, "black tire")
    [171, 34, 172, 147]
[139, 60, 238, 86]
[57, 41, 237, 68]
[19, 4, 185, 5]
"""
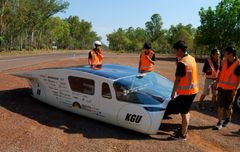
[233, 89, 240, 112]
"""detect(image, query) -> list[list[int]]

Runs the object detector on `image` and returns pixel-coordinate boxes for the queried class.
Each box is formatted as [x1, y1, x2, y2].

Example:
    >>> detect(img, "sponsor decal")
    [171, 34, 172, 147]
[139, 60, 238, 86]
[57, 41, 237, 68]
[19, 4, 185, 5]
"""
[81, 104, 99, 112]
[125, 113, 142, 123]
[49, 86, 58, 91]
[40, 74, 47, 78]
[59, 91, 71, 97]
[73, 96, 79, 99]
[48, 83, 57, 87]
[60, 82, 66, 85]
[48, 76, 59, 80]
[59, 99, 72, 105]
[95, 111, 105, 117]
[81, 104, 92, 111]
[37, 89, 41, 95]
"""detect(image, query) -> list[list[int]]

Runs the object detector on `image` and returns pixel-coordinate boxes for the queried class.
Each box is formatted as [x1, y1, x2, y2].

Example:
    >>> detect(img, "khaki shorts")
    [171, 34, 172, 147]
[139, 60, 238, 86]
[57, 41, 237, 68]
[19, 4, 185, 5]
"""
[202, 78, 217, 96]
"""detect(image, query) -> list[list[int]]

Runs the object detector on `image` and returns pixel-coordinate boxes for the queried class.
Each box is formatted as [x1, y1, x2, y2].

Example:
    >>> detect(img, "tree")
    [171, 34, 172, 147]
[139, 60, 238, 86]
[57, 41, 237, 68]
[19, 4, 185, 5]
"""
[125, 27, 147, 52]
[145, 14, 164, 42]
[43, 17, 70, 49]
[167, 23, 195, 52]
[197, 0, 240, 54]
[0, 0, 69, 50]
[24, 0, 69, 50]
[107, 28, 131, 51]
[107, 27, 149, 52]
[66, 16, 100, 49]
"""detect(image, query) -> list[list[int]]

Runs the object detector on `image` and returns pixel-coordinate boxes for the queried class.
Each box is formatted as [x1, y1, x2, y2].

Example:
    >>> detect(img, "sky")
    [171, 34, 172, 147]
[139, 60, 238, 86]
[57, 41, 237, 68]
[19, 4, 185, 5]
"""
[56, 0, 221, 44]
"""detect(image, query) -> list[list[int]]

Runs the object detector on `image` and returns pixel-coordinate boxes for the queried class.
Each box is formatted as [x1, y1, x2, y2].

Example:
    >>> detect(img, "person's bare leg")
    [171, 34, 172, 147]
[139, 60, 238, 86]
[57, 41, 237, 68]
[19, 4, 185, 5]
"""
[217, 107, 224, 121]
[181, 113, 190, 135]
[198, 94, 206, 110]
[212, 95, 216, 102]
[211, 94, 217, 111]
[226, 108, 233, 119]
[200, 94, 206, 102]
[222, 107, 232, 127]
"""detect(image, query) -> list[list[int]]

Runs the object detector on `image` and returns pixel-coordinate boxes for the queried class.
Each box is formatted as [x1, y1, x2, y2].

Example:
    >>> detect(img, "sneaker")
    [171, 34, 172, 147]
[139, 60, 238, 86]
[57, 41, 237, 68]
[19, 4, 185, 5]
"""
[169, 132, 187, 141]
[222, 118, 231, 127]
[172, 128, 181, 136]
[212, 121, 222, 130]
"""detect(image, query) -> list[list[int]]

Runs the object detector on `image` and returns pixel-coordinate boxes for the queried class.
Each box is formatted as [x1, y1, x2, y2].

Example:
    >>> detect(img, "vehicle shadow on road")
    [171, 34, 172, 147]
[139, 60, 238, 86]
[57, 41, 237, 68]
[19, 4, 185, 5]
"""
[0, 88, 165, 140]
[2, 88, 232, 140]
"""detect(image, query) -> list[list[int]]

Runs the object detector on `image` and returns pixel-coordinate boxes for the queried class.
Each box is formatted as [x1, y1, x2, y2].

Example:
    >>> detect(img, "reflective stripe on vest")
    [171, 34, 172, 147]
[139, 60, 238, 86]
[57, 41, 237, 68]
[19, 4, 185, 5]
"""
[140, 50, 154, 71]
[90, 50, 102, 65]
[206, 58, 220, 79]
[176, 55, 199, 95]
[217, 59, 239, 90]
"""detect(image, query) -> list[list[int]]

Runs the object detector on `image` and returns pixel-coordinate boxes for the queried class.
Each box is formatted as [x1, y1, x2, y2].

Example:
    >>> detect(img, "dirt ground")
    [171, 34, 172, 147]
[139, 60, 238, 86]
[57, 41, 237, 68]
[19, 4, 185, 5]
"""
[0, 53, 239, 152]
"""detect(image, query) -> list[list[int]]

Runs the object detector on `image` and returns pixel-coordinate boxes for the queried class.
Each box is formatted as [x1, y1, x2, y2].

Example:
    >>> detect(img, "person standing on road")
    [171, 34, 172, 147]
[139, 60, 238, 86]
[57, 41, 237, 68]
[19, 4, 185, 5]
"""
[198, 49, 221, 110]
[169, 40, 199, 140]
[213, 47, 240, 130]
[88, 41, 103, 69]
[138, 42, 156, 73]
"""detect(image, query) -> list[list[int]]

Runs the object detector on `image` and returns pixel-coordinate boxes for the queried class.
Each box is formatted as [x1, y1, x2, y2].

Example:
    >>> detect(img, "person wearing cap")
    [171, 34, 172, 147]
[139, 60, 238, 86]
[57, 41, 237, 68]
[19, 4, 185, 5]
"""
[138, 42, 156, 73]
[169, 40, 199, 140]
[88, 41, 103, 69]
[213, 47, 240, 130]
[198, 49, 221, 110]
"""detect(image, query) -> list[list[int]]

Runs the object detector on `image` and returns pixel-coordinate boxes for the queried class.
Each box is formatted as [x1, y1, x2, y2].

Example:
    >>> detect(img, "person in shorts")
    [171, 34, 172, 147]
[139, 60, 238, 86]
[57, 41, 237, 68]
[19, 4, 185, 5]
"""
[169, 40, 199, 140]
[198, 49, 220, 110]
[213, 47, 240, 130]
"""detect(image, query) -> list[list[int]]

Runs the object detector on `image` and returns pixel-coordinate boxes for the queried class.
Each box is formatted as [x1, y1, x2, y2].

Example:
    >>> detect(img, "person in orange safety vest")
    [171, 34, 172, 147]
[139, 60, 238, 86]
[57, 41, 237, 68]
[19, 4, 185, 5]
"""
[88, 41, 103, 69]
[169, 40, 199, 140]
[213, 47, 240, 130]
[138, 42, 156, 73]
[198, 49, 221, 110]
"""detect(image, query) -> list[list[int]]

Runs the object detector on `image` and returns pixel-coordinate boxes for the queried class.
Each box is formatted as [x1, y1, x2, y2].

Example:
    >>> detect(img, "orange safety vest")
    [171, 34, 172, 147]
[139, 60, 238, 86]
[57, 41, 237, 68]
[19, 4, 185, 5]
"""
[140, 50, 154, 72]
[217, 59, 239, 90]
[88, 50, 103, 66]
[176, 55, 199, 95]
[206, 58, 220, 79]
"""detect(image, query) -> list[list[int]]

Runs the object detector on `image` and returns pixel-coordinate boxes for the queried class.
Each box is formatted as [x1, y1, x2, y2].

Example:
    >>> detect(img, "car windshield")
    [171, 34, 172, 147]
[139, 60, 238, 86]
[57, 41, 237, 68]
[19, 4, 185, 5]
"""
[113, 72, 173, 105]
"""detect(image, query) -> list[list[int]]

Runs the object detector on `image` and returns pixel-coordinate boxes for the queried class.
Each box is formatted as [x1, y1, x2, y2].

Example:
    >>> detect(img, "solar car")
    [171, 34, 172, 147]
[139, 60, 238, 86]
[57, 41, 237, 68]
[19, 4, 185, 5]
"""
[14, 64, 173, 134]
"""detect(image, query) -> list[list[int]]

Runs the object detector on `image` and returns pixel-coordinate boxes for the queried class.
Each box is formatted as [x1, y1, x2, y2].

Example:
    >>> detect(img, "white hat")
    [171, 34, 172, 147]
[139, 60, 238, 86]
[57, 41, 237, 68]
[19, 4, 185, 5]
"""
[93, 41, 102, 48]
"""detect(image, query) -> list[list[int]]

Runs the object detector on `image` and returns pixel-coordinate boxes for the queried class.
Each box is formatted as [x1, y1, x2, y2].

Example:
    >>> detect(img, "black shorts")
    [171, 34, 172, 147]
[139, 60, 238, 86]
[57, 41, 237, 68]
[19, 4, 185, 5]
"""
[217, 88, 234, 110]
[166, 94, 196, 115]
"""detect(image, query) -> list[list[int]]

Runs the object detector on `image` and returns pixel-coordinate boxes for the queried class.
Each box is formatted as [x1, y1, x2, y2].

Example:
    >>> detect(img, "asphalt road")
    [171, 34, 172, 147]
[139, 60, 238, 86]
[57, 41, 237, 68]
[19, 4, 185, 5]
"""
[0, 52, 139, 71]
[0, 53, 87, 71]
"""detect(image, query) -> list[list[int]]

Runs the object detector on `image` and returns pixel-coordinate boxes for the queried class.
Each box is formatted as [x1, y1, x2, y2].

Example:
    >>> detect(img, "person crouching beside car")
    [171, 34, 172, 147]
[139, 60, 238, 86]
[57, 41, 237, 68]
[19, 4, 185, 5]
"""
[138, 42, 156, 73]
[213, 47, 240, 130]
[88, 41, 103, 69]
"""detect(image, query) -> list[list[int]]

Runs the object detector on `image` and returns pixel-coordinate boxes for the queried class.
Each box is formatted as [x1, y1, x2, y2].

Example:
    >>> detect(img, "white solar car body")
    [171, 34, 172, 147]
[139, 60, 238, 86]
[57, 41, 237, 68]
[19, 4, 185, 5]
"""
[15, 64, 173, 134]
